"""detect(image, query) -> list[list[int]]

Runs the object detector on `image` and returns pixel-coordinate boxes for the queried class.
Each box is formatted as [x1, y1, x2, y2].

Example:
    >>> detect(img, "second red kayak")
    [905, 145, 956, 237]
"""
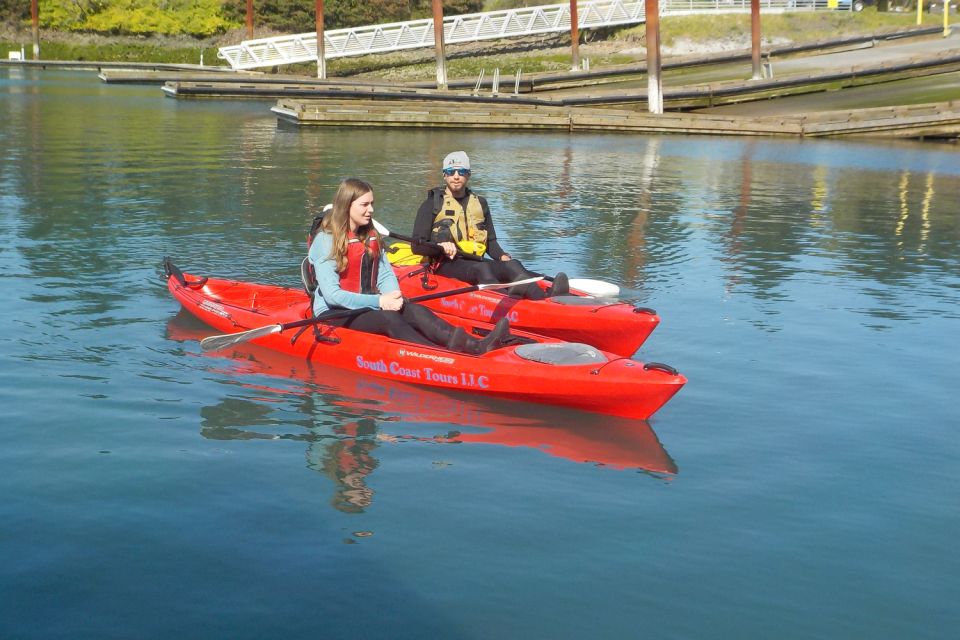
[391, 264, 659, 357]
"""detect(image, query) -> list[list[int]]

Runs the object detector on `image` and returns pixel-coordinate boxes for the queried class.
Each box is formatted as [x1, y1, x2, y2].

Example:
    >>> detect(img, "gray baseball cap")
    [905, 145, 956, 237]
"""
[442, 151, 470, 171]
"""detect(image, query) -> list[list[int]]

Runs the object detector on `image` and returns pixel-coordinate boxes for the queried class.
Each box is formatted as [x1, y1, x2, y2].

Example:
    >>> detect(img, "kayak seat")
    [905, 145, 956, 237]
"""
[301, 256, 318, 296]
[514, 342, 608, 366]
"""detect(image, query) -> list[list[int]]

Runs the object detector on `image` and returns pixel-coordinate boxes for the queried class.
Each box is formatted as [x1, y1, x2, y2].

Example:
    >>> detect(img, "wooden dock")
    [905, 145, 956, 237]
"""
[271, 98, 960, 139]
[160, 48, 960, 115]
[98, 69, 257, 84]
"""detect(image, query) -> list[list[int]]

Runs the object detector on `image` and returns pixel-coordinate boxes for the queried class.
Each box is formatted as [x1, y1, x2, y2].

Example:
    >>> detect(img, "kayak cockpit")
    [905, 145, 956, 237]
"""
[514, 342, 608, 365]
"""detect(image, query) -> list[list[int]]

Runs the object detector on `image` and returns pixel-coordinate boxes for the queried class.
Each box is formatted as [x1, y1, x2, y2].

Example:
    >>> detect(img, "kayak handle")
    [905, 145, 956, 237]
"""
[633, 306, 657, 315]
[643, 362, 678, 375]
[164, 257, 207, 289]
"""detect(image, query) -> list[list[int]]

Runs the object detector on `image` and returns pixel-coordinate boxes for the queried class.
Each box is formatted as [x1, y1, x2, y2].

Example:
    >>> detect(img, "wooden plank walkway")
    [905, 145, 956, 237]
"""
[162, 79, 549, 104]
[98, 69, 258, 84]
[800, 102, 960, 139]
[271, 97, 960, 139]
[160, 48, 960, 113]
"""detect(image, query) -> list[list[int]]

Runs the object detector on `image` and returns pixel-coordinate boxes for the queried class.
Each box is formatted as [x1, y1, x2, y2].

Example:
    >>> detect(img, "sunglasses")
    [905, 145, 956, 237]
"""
[442, 168, 471, 177]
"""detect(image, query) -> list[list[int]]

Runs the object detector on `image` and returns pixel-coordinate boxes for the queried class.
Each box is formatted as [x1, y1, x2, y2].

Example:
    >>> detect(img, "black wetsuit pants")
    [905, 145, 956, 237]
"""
[436, 257, 545, 300]
[329, 302, 457, 348]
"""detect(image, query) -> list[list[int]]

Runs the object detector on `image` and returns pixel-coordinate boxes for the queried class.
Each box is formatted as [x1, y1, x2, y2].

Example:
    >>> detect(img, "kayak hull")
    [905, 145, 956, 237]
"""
[393, 265, 659, 357]
[166, 268, 685, 420]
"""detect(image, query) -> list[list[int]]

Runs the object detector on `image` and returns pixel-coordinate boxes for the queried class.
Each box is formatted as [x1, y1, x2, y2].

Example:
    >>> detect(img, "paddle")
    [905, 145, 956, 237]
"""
[371, 220, 621, 298]
[198, 276, 543, 353]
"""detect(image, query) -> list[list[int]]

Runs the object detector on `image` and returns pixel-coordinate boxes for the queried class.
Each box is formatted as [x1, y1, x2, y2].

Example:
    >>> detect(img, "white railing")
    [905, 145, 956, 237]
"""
[219, 1, 645, 70]
[218, 0, 851, 70]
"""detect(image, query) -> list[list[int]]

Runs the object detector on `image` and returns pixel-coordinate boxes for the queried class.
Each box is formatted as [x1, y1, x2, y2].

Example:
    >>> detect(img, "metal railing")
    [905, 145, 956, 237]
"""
[218, 0, 850, 70]
[218, 1, 646, 70]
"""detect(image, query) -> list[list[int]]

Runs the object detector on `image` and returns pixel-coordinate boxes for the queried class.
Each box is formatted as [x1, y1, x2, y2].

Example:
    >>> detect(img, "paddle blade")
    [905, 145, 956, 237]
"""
[200, 324, 282, 353]
[569, 279, 620, 297]
[372, 218, 390, 236]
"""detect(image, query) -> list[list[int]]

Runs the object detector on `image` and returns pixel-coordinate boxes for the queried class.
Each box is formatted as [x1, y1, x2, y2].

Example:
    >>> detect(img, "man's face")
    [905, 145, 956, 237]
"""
[443, 167, 471, 193]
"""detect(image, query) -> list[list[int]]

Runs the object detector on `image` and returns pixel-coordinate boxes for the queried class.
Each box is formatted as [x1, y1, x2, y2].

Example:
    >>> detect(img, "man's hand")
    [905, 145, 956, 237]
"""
[439, 241, 457, 259]
[500, 253, 512, 262]
[379, 290, 404, 311]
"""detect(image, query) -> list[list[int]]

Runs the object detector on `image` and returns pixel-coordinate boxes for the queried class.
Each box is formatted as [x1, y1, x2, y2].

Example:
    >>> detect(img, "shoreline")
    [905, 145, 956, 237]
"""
[2, 11, 941, 78]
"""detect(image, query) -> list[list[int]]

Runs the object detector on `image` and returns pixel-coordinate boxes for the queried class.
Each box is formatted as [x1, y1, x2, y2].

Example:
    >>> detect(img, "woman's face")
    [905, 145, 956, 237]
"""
[348, 190, 374, 231]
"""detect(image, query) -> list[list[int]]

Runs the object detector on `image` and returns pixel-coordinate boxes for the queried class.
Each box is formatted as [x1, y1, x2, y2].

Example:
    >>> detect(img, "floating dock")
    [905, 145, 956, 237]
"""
[270, 98, 960, 139]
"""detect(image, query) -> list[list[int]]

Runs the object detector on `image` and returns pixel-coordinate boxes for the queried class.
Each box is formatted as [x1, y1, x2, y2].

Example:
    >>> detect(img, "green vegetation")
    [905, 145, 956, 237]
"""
[636, 10, 930, 48]
[1, 0, 486, 37]
[35, 0, 238, 37]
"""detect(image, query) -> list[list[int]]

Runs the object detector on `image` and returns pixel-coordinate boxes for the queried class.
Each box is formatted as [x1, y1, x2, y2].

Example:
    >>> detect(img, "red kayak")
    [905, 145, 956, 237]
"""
[165, 261, 685, 420]
[391, 264, 660, 357]
[167, 313, 679, 474]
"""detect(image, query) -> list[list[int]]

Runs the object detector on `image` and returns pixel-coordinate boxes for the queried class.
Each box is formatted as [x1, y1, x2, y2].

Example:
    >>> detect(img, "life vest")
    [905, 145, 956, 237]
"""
[341, 232, 381, 294]
[430, 187, 487, 257]
[303, 219, 380, 295]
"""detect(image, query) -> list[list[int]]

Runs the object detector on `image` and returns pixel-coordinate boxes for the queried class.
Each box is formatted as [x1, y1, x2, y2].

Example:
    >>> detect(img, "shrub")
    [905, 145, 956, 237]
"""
[37, 0, 238, 36]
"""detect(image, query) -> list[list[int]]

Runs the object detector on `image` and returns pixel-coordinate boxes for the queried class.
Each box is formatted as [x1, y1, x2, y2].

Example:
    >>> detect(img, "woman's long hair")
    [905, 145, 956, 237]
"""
[320, 178, 378, 273]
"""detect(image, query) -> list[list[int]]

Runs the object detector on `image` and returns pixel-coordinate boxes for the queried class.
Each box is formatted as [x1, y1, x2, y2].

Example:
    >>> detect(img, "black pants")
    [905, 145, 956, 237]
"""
[436, 257, 545, 300]
[330, 303, 457, 348]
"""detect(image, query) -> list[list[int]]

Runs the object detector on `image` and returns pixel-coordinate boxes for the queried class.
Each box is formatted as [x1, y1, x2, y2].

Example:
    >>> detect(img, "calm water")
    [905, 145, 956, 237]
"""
[2, 69, 958, 639]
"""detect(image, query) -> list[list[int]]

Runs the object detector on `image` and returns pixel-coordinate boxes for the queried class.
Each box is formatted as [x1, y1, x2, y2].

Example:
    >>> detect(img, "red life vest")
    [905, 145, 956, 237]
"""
[340, 232, 381, 294]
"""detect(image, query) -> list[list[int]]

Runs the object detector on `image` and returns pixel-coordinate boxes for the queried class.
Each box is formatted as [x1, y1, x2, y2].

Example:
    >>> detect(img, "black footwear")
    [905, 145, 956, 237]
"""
[462, 318, 510, 355]
[547, 272, 569, 297]
[477, 318, 510, 354]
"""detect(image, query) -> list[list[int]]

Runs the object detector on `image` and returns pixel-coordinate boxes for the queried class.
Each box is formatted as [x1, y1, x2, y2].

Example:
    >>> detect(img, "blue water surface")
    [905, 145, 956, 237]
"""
[1, 68, 958, 639]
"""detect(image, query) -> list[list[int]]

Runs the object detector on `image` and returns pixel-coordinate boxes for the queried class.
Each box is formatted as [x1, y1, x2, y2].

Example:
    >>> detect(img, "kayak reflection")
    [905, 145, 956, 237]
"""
[167, 312, 677, 512]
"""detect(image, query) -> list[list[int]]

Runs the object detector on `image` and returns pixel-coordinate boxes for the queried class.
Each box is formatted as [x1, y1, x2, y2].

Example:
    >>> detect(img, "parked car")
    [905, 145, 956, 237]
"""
[837, 0, 874, 11]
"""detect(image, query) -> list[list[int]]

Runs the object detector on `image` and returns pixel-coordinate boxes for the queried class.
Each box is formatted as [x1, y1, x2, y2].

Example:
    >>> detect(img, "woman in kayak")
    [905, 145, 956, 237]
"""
[309, 178, 510, 354]
[410, 150, 568, 300]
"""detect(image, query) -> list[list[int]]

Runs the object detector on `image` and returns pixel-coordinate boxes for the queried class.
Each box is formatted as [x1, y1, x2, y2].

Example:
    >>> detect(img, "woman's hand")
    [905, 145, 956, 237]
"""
[439, 241, 457, 259]
[379, 290, 404, 311]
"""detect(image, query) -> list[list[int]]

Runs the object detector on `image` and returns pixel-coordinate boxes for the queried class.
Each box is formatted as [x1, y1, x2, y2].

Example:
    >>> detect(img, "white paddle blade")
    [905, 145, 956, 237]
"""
[569, 278, 620, 297]
[476, 276, 543, 290]
[372, 219, 390, 236]
[200, 324, 282, 353]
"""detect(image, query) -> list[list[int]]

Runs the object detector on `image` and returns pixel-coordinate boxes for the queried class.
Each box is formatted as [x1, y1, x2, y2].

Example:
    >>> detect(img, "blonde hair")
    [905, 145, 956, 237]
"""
[321, 178, 379, 273]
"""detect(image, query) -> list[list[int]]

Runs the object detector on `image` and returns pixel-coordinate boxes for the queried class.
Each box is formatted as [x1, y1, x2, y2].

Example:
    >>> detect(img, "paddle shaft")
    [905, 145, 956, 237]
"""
[278, 281, 494, 333]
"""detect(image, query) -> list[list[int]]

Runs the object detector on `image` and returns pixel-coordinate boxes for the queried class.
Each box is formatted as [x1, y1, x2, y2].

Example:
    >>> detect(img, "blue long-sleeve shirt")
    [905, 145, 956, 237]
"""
[308, 231, 400, 316]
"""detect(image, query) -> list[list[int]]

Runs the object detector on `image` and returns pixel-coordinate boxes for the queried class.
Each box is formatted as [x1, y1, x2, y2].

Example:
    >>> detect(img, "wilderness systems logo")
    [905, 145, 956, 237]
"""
[198, 300, 230, 318]
[398, 348, 455, 365]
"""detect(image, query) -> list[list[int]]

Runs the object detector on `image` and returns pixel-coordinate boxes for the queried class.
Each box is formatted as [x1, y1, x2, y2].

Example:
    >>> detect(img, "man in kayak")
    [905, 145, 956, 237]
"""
[410, 151, 569, 299]
[309, 178, 509, 354]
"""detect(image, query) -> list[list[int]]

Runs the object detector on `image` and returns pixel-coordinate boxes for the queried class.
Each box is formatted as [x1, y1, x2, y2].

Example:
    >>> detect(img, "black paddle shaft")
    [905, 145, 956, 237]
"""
[277, 282, 486, 333]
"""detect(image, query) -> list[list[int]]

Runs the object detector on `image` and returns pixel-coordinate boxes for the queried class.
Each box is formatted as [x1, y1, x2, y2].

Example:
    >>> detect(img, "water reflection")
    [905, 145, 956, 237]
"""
[4, 71, 959, 349]
[167, 312, 677, 514]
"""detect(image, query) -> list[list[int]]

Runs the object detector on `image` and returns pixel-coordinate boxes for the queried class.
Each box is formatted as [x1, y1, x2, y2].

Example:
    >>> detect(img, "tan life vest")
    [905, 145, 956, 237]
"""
[431, 189, 488, 257]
